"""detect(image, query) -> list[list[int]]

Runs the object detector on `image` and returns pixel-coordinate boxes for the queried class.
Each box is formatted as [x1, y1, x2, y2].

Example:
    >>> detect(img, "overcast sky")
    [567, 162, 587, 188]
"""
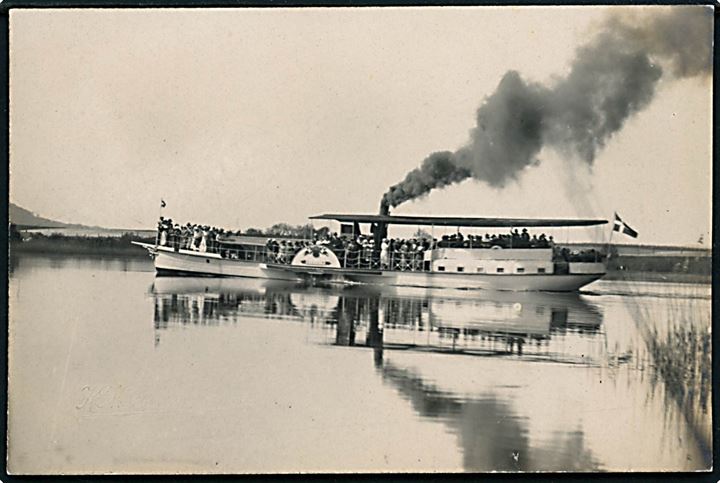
[9, 7, 712, 246]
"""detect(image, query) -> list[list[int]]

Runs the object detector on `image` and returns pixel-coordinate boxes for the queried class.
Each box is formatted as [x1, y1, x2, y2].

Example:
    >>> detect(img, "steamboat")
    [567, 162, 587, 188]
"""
[134, 212, 609, 292]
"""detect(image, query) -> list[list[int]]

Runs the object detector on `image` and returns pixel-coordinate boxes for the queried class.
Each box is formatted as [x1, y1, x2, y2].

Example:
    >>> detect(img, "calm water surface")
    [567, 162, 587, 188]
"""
[8, 254, 711, 473]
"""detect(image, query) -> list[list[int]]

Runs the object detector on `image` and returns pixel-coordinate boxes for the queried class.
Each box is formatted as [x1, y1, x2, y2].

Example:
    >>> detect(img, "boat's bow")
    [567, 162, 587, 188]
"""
[131, 241, 158, 258]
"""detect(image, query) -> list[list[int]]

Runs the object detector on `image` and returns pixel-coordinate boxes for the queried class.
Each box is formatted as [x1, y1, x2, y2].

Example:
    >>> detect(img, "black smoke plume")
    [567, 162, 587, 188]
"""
[381, 7, 712, 209]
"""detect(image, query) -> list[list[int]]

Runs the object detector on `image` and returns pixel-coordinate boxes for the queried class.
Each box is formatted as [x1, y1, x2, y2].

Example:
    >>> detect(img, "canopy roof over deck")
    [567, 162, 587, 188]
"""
[310, 214, 608, 228]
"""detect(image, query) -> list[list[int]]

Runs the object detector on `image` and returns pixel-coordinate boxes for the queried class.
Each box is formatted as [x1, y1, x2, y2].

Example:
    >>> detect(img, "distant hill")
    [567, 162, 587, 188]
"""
[9, 203, 89, 229]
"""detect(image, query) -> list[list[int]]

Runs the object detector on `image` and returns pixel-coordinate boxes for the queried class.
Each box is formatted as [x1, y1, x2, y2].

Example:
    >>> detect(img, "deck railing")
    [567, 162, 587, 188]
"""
[156, 231, 604, 271]
[338, 249, 427, 272]
[156, 233, 430, 272]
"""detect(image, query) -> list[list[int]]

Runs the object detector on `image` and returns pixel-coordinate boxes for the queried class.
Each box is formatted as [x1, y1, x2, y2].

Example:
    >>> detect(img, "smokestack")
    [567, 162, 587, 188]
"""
[380, 7, 712, 209]
[375, 200, 390, 247]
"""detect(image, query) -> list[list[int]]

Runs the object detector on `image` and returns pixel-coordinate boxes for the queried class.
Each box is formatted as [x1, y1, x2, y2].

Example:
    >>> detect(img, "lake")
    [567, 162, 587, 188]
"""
[7, 254, 712, 473]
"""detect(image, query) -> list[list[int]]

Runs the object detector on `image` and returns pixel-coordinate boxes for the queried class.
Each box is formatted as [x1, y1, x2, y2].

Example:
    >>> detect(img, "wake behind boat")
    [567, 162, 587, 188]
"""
[134, 213, 609, 292]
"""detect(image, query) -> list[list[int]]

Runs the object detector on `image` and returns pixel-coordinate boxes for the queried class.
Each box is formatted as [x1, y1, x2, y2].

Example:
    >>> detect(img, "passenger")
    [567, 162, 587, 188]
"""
[423, 240, 433, 271]
[481, 234, 489, 248]
[159, 225, 168, 246]
[518, 228, 529, 248]
[271, 239, 280, 262]
[331, 235, 344, 251]
[162, 223, 170, 247]
[164, 223, 172, 247]
[358, 237, 368, 267]
[284, 241, 295, 263]
[366, 239, 375, 267]
[192, 226, 201, 251]
[156, 217, 165, 245]
[407, 240, 416, 269]
[199, 227, 208, 252]
[509, 229, 518, 247]
[472, 235, 482, 248]
[265, 238, 274, 261]
[277, 241, 287, 263]
[399, 241, 409, 270]
[172, 224, 181, 251]
[216, 228, 224, 249]
[346, 239, 359, 268]
[206, 228, 215, 252]
[414, 241, 425, 270]
[538, 233, 548, 248]
[180, 225, 189, 249]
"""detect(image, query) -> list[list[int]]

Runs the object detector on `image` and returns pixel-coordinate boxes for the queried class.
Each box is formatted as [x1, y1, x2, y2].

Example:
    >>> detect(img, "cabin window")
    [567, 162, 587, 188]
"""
[476, 267, 484, 273]
[516, 267, 525, 273]
[437, 266, 446, 272]
[496, 267, 505, 273]
[301, 260, 306, 264]
[324, 261, 331, 266]
[538, 267, 546, 273]
[457, 266, 465, 273]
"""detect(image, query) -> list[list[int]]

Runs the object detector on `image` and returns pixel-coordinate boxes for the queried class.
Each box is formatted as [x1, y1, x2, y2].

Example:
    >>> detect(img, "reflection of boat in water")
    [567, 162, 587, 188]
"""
[136, 214, 608, 292]
[426, 289, 601, 337]
[151, 277, 603, 362]
[151, 276, 302, 296]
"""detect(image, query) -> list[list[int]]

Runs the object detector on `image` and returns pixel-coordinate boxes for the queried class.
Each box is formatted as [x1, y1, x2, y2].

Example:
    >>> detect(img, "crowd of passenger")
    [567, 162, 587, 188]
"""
[156, 217, 241, 253]
[556, 247, 605, 263]
[156, 218, 603, 267]
[314, 234, 432, 270]
[435, 228, 554, 249]
[264, 238, 315, 263]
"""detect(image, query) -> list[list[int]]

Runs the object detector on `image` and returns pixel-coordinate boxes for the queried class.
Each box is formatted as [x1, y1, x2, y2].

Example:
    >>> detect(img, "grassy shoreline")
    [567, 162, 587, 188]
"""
[10, 234, 154, 257]
[603, 271, 710, 284]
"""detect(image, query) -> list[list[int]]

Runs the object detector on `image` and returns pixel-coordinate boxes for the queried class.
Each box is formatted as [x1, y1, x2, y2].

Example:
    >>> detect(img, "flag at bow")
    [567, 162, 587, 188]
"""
[160, 199, 166, 208]
[613, 213, 638, 238]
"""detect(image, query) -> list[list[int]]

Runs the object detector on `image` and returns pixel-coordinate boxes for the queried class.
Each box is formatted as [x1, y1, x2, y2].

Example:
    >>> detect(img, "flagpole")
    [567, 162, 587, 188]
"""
[156, 199, 165, 248]
[156, 202, 160, 248]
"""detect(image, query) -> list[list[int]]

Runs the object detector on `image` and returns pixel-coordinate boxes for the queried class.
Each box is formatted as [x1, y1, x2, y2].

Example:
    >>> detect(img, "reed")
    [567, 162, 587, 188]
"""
[646, 315, 711, 453]
[623, 281, 712, 462]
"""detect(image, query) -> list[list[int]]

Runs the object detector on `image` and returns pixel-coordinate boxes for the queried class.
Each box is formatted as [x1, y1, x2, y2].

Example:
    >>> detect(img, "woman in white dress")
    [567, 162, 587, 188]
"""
[380, 239, 389, 268]
[199, 228, 208, 252]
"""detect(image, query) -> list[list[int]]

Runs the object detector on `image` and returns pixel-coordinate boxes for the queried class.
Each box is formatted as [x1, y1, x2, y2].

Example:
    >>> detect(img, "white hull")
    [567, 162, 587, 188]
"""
[142, 245, 302, 281]
[136, 243, 604, 292]
[359, 270, 602, 292]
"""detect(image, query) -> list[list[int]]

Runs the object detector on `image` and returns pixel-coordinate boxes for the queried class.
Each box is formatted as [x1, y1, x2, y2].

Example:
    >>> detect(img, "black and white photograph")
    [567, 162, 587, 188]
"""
[6, 5, 713, 474]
